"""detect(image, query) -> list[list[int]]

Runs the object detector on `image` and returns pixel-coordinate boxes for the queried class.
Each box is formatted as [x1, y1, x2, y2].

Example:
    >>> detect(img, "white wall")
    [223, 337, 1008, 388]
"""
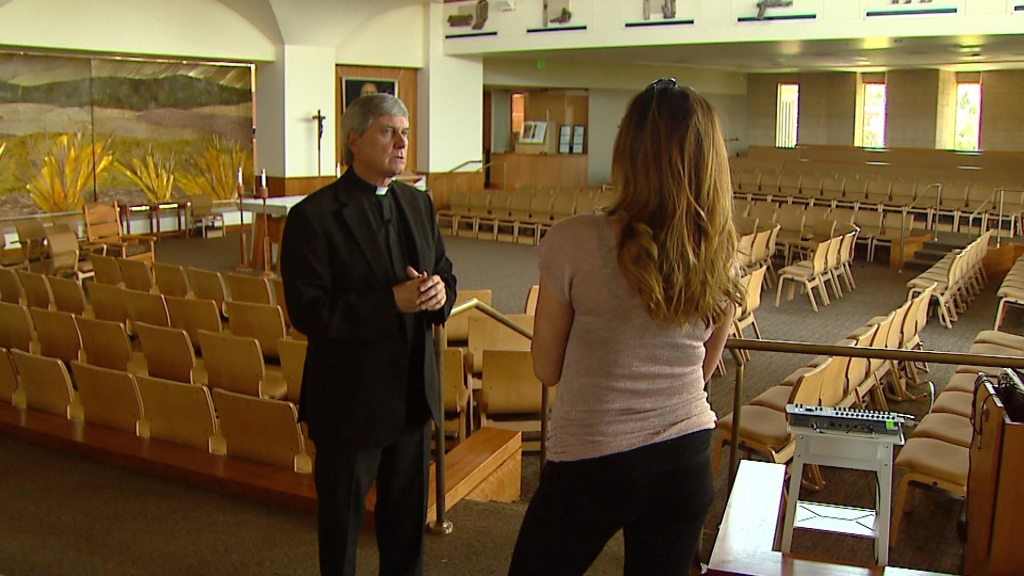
[586, 89, 632, 187]
[335, 4, 427, 68]
[491, 90, 512, 153]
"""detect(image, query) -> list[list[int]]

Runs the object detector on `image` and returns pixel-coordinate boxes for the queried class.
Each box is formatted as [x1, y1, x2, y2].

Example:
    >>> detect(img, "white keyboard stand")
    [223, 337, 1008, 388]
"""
[780, 424, 905, 566]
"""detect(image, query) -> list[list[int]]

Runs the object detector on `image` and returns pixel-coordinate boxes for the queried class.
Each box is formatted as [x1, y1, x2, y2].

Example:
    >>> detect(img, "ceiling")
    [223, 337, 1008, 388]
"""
[483, 33, 1024, 73]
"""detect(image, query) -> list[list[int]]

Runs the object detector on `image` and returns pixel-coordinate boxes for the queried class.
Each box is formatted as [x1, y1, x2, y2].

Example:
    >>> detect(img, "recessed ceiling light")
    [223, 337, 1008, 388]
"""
[958, 46, 981, 53]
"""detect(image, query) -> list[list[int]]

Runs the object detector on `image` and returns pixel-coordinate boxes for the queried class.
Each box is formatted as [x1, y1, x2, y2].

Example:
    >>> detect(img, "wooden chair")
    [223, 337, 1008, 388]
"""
[87, 282, 129, 325]
[29, 307, 81, 366]
[118, 258, 155, 293]
[47, 275, 91, 317]
[225, 273, 273, 305]
[0, 301, 36, 353]
[123, 288, 170, 333]
[224, 300, 287, 361]
[10, 348, 81, 420]
[152, 262, 192, 298]
[197, 329, 287, 400]
[82, 202, 155, 263]
[188, 194, 225, 238]
[0, 232, 30, 271]
[45, 227, 94, 284]
[14, 219, 47, 269]
[0, 268, 24, 304]
[70, 361, 148, 436]
[443, 347, 471, 442]
[277, 337, 307, 405]
[134, 321, 205, 385]
[733, 265, 768, 347]
[74, 316, 146, 374]
[890, 437, 968, 546]
[466, 314, 534, 378]
[165, 295, 223, 351]
[0, 348, 18, 405]
[270, 276, 293, 330]
[88, 253, 124, 286]
[524, 285, 539, 315]
[436, 190, 469, 236]
[16, 270, 52, 310]
[187, 267, 228, 316]
[134, 374, 223, 453]
[774, 238, 831, 312]
[211, 388, 311, 472]
[446, 289, 492, 346]
[477, 350, 550, 440]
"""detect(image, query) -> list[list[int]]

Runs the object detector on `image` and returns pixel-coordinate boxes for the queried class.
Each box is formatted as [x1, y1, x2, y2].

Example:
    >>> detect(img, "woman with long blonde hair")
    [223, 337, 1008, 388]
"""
[508, 79, 742, 576]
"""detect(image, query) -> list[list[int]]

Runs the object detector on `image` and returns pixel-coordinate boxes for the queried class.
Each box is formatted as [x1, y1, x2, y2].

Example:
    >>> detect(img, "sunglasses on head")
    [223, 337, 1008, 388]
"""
[646, 77, 680, 92]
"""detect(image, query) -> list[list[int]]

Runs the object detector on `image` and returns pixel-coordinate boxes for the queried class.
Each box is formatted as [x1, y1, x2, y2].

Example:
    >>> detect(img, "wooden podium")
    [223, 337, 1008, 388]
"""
[965, 381, 1024, 575]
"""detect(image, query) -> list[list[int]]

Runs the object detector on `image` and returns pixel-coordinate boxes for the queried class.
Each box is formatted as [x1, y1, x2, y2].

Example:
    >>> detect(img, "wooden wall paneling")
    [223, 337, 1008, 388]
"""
[335, 65, 418, 177]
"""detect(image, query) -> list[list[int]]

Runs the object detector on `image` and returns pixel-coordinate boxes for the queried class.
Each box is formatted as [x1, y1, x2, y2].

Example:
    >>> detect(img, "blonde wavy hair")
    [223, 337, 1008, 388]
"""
[607, 81, 743, 329]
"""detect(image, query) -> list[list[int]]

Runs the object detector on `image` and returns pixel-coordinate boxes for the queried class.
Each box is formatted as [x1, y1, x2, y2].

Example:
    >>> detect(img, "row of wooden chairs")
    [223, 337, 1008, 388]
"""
[774, 225, 859, 312]
[0, 346, 312, 473]
[906, 230, 992, 329]
[711, 285, 936, 485]
[993, 254, 1024, 331]
[440, 188, 613, 244]
[888, 327, 1024, 545]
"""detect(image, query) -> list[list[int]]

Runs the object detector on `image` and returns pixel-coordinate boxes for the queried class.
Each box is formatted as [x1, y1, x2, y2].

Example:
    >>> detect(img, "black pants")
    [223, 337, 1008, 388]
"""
[508, 429, 714, 576]
[313, 422, 430, 576]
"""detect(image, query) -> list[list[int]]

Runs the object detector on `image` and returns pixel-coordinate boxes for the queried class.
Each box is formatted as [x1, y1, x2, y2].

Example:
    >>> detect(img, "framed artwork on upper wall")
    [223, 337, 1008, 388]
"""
[342, 77, 397, 110]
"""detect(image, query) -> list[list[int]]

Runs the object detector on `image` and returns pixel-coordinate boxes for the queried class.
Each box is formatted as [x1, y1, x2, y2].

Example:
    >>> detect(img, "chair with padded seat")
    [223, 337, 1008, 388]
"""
[0, 268, 25, 305]
[88, 253, 124, 287]
[10, 348, 81, 420]
[277, 337, 306, 405]
[197, 329, 287, 399]
[16, 270, 52, 310]
[70, 360, 148, 436]
[224, 300, 287, 362]
[910, 412, 972, 448]
[0, 348, 18, 405]
[29, 307, 81, 366]
[165, 295, 223, 351]
[118, 258, 155, 293]
[446, 289, 492, 347]
[890, 437, 968, 546]
[152, 262, 192, 298]
[74, 316, 146, 374]
[134, 321, 205, 385]
[82, 202, 156, 263]
[211, 388, 311, 473]
[187, 268, 229, 316]
[225, 273, 273, 305]
[134, 374, 223, 453]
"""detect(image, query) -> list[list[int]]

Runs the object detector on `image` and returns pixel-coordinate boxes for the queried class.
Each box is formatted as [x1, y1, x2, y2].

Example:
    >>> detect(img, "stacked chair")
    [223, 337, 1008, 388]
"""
[906, 231, 991, 329]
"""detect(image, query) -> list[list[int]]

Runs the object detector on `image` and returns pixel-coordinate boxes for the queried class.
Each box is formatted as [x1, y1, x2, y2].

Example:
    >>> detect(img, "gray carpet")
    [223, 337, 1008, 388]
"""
[3, 230, 1013, 575]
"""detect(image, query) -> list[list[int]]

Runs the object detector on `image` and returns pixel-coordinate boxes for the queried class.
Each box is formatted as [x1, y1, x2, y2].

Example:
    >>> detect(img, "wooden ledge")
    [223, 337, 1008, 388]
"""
[708, 460, 948, 576]
[0, 403, 521, 520]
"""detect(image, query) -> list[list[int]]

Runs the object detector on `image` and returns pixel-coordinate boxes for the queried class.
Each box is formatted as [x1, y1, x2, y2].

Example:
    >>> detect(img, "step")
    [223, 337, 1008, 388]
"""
[905, 259, 939, 272]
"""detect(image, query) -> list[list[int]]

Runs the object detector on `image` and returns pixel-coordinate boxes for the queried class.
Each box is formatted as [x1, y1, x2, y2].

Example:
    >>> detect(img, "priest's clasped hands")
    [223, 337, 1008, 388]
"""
[393, 265, 447, 313]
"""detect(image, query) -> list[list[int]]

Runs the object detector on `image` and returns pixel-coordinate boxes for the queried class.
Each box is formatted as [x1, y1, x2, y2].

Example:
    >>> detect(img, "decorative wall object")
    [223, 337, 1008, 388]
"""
[862, 0, 959, 17]
[444, 0, 499, 38]
[529, 0, 586, 32]
[0, 52, 253, 216]
[519, 121, 547, 144]
[733, 0, 818, 22]
[342, 77, 397, 110]
[625, 0, 697, 27]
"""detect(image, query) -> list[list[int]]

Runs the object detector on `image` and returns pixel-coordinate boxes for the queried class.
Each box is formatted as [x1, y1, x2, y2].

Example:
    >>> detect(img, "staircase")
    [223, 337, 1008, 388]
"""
[903, 231, 977, 272]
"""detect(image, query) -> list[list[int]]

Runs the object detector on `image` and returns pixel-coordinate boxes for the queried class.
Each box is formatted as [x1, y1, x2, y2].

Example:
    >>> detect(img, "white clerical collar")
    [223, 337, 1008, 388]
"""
[375, 186, 389, 196]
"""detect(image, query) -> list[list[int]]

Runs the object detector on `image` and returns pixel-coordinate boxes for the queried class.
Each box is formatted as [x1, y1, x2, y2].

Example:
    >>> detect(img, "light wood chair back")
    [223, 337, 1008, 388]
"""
[118, 258, 155, 293]
[87, 282, 129, 325]
[16, 270, 52, 310]
[270, 276, 292, 328]
[0, 301, 35, 352]
[478, 350, 550, 431]
[124, 288, 169, 332]
[443, 347, 471, 442]
[0, 348, 18, 404]
[89, 253, 124, 286]
[467, 314, 534, 375]
[29, 307, 81, 365]
[46, 228, 93, 284]
[524, 285, 539, 315]
[14, 219, 46, 264]
[277, 337, 306, 404]
[189, 194, 226, 238]
[152, 262, 192, 298]
[224, 300, 286, 360]
[83, 202, 155, 262]
[74, 316, 135, 372]
[47, 275, 89, 316]
[10, 348, 80, 420]
[225, 273, 273, 305]
[187, 267, 228, 315]
[446, 289, 492, 344]
[0, 268, 24, 304]
[211, 388, 310, 472]
[788, 357, 831, 407]
[165, 295, 223, 349]
[70, 361, 147, 436]
[135, 322, 198, 384]
[198, 329, 283, 399]
[135, 375, 221, 452]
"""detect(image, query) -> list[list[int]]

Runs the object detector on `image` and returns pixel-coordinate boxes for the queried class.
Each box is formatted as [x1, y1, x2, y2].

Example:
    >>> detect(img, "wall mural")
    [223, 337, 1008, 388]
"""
[0, 53, 253, 218]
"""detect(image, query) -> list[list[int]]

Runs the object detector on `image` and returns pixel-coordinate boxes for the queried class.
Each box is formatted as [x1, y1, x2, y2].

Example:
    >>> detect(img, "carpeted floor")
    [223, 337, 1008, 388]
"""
[3, 229, 1016, 575]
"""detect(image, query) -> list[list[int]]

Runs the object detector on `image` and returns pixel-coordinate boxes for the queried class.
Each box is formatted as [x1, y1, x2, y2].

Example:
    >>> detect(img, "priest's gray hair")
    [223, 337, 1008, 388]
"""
[341, 94, 409, 166]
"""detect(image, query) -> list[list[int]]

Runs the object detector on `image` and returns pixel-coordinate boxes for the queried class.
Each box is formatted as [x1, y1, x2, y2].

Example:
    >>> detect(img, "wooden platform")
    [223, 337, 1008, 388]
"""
[0, 403, 521, 521]
[708, 461, 950, 576]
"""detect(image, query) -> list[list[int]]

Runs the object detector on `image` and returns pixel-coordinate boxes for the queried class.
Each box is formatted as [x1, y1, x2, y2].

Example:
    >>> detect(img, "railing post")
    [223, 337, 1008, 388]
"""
[997, 188, 1005, 248]
[429, 325, 453, 535]
[898, 206, 908, 274]
[933, 183, 942, 241]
